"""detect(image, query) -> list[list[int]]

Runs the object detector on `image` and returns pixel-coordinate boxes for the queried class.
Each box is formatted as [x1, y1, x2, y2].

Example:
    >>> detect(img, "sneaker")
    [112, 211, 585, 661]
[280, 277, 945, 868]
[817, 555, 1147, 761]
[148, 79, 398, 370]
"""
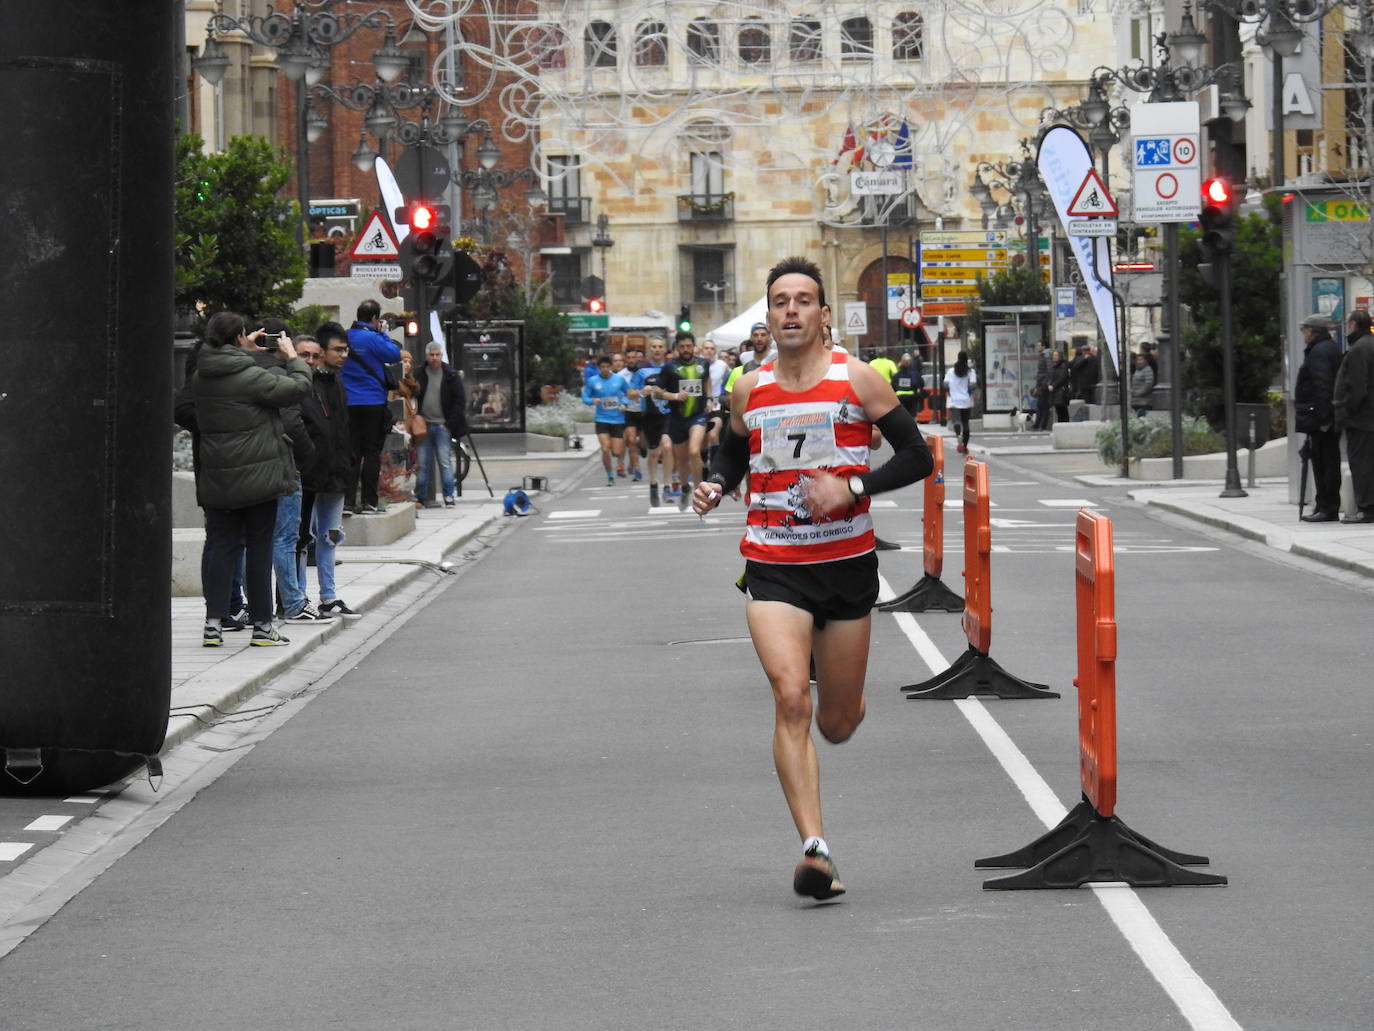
[956, 443, 967, 454]
[319, 598, 361, 619]
[664, 486, 680, 500]
[616, 466, 626, 477]
[423, 499, 442, 509]
[443, 495, 456, 507]
[221, 613, 247, 632]
[606, 474, 615, 486]
[793, 846, 845, 900]
[678, 486, 689, 511]
[649, 484, 660, 507]
[229, 604, 250, 627]
[250, 626, 290, 647]
[360, 503, 385, 514]
[285, 601, 332, 624]
[632, 469, 642, 482]
[202, 625, 223, 648]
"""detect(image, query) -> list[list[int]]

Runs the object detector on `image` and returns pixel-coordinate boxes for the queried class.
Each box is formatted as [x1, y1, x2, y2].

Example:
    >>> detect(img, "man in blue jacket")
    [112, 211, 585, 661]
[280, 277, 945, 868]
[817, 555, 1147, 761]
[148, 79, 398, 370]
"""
[342, 299, 402, 513]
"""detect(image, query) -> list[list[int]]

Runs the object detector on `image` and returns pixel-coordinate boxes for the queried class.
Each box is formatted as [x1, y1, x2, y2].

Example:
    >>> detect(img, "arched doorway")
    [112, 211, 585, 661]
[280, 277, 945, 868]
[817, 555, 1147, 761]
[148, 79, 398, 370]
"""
[855, 255, 916, 358]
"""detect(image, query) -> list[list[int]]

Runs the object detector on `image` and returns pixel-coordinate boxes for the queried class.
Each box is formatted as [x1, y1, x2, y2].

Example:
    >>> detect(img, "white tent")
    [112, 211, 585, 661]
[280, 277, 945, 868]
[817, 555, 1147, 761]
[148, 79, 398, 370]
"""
[705, 297, 767, 349]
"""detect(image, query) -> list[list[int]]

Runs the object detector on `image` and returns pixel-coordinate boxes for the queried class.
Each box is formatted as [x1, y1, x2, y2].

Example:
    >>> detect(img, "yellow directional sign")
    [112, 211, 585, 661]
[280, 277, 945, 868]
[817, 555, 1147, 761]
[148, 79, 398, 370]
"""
[921, 283, 982, 298]
[921, 248, 1009, 262]
[921, 267, 991, 281]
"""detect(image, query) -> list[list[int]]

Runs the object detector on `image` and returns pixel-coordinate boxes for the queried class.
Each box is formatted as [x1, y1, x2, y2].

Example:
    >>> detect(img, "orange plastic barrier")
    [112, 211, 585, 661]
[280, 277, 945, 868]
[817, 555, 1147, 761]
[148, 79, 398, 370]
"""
[960, 461, 993, 654]
[976, 508, 1226, 889]
[901, 460, 1056, 699]
[1075, 508, 1117, 818]
[876, 434, 963, 613]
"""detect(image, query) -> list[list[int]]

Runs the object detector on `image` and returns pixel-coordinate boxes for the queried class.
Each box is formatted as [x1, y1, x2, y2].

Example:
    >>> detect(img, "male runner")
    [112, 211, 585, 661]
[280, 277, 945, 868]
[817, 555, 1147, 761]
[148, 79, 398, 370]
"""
[692, 256, 933, 900]
[632, 337, 673, 506]
[618, 346, 644, 480]
[659, 330, 713, 509]
[581, 355, 630, 486]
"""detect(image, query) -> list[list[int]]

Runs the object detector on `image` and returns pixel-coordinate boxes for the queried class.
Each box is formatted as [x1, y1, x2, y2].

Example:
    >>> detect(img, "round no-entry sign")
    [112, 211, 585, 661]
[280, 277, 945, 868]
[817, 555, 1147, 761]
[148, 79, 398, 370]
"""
[900, 306, 923, 329]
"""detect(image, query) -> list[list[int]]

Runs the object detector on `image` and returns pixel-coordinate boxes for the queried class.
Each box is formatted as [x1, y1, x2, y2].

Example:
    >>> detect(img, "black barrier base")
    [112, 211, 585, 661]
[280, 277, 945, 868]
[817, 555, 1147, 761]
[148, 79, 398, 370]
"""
[876, 573, 964, 613]
[978, 800, 1227, 889]
[902, 643, 1059, 700]
[874, 535, 901, 551]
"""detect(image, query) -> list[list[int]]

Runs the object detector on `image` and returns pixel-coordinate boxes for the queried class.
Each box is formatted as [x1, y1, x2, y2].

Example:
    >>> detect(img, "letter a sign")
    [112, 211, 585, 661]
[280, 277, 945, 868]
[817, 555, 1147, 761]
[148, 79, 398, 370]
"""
[1066, 169, 1118, 217]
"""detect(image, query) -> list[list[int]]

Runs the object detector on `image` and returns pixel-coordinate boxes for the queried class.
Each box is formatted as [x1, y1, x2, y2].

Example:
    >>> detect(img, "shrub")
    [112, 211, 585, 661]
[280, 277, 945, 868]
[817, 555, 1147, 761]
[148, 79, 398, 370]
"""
[1096, 415, 1225, 465]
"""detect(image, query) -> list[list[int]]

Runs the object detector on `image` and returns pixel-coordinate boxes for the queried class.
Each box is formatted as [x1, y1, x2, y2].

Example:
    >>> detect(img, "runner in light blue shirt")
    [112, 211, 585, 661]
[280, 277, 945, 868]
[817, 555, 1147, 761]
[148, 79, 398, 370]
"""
[582, 355, 631, 486]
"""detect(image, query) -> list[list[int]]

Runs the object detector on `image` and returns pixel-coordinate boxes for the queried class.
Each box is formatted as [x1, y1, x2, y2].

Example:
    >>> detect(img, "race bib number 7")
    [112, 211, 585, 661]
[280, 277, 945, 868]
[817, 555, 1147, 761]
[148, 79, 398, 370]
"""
[759, 410, 837, 471]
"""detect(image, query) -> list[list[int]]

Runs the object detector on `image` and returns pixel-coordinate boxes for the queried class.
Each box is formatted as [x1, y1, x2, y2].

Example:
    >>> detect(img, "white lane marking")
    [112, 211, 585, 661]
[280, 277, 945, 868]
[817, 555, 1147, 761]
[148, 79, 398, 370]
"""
[24, 817, 72, 833]
[547, 510, 601, 519]
[1039, 499, 1099, 507]
[878, 574, 1242, 1031]
[868, 499, 900, 508]
[64, 796, 102, 804]
[0, 844, 33, 862]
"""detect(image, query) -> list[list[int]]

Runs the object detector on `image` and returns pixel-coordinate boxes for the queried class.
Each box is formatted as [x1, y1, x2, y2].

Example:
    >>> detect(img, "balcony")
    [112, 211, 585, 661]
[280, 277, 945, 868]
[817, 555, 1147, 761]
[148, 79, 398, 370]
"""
[677, 193, 735, 223]
[547, 195, 591, 226]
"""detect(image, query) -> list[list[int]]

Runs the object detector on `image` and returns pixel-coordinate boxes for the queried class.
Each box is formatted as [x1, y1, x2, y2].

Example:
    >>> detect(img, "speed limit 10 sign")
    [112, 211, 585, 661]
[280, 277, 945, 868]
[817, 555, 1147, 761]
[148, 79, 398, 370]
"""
[900, 306, 923, 329]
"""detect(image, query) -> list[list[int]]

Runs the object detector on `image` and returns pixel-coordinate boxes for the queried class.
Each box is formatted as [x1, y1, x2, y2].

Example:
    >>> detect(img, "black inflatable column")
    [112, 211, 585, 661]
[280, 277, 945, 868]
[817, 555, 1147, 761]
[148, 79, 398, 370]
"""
[0, 3, 174, 792]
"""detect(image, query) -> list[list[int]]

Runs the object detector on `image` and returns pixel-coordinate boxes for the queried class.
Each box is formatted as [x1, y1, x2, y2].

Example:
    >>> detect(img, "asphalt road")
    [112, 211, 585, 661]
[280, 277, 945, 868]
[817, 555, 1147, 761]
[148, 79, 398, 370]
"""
[0, 445, 1370, 1030]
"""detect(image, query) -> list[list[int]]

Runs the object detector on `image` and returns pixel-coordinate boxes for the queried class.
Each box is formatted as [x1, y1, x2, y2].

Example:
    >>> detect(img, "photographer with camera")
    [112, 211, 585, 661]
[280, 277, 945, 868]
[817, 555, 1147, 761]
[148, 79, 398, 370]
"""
[342, 299, 402, 514]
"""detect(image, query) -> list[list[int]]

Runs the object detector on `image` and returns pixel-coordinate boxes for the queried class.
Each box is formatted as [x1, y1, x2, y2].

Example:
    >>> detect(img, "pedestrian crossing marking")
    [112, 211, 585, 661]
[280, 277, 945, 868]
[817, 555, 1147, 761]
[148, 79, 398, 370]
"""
[1038, 499, 1099, 508]
[548, 510, 601, 519]
[24, 816, 71, 832]
[0, 843, 34, 861]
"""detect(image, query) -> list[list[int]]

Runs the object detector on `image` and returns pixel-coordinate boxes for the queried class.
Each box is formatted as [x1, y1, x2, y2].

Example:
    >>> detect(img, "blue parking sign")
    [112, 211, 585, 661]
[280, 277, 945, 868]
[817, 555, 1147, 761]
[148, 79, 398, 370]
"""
[1135, 138, 1171, 166]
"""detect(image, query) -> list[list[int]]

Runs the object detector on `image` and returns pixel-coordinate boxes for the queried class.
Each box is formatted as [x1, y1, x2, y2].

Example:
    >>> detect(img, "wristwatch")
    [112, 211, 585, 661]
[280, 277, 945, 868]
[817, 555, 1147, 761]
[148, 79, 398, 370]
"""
[847, 475, 866, 499]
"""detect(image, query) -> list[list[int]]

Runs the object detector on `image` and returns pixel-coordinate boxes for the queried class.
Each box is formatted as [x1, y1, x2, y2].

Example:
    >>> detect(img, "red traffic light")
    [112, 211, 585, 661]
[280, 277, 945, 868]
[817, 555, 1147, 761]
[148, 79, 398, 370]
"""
[1201, 177, 1232, 206]
[587, 297, 605, 314]
[410, 204, 436, 231]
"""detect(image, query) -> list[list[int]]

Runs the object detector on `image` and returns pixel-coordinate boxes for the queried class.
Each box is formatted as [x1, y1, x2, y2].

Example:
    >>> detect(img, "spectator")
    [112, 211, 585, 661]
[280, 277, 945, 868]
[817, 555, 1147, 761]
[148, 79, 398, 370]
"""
[193, 311, 311, 648]
[413, 340, 469, 507]
[252, 318, 318, 623]
[1069, 344, 1099, 405]
[1129, 351, 1155, 418]
[1335, 309, 1374, 523]
[341, 299, 402, 514]
[1293, 313, 1343, 522]
[1048, 348, 1072, 425]
[1032, 341, 1052, 429]
[301, 322, 363, 619]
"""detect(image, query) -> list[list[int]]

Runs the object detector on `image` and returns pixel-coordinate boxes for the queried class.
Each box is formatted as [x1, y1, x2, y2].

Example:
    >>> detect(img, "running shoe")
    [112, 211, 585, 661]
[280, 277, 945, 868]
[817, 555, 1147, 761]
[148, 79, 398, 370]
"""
[632, 469, 642, 482]
[319, 598, 361, 619]
[202, 625, 223, 648]
[678, 485, 689, 510]
[956, 443, 967, 454]
[250, 626, 290, 647]
[443, 495, 456, 507]
[616, 465, 626, 477]
[606, 474, 615, 486]
[649, 484, 660, 507]
[285, 601, 333, 624]
[793, 845, 845, 900]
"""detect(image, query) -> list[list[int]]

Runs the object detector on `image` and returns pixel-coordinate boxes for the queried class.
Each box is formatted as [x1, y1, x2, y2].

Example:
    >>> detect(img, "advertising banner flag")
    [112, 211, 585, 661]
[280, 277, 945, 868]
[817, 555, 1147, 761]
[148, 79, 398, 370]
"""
[1036, 127, 1120, 372]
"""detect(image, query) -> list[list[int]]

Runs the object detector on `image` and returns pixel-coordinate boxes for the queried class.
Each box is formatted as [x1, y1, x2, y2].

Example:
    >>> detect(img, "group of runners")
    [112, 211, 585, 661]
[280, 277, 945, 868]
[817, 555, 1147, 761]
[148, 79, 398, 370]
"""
[585, 258, 936, 902]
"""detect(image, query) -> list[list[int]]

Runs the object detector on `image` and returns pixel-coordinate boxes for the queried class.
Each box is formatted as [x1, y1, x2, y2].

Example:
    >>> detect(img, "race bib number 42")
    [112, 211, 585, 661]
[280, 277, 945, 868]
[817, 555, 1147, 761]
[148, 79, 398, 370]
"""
[759, 410, 837, 470]
[681, 380, 703, 396]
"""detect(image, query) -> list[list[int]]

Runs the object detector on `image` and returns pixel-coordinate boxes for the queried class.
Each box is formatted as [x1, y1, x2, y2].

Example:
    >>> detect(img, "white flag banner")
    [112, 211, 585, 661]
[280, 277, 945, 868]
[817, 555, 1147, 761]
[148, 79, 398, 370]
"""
[375, 157, 409, 243]
[1036, 127, 1120, 372]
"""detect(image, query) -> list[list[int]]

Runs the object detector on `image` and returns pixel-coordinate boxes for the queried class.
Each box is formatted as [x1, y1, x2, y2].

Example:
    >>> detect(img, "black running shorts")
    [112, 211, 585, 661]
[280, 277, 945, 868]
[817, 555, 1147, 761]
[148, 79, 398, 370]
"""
[594, 421, 625, 438]
[739, 552, 878, 628]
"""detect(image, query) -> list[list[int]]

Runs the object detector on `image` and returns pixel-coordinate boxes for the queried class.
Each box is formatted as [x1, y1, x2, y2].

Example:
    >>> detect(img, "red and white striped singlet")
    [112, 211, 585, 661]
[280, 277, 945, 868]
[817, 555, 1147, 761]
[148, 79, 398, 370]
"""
[740, 351, 873, 564]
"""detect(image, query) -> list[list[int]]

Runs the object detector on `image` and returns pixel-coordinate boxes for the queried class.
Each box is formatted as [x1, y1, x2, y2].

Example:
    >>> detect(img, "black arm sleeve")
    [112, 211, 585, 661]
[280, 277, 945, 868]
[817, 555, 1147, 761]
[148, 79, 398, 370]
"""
[860, 406, 935, 496]
[705, 421, 750, 491]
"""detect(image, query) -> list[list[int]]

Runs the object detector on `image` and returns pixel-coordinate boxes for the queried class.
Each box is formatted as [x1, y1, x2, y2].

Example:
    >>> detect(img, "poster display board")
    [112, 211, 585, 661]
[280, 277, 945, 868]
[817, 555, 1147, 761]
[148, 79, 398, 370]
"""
[454, 328, 525, 433]
[983, 325, 1021, 412]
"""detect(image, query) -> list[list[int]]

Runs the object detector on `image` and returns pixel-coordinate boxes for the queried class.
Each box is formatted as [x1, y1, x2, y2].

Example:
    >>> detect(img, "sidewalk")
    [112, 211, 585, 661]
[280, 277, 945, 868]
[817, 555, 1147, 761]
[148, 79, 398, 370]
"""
[165, 448, 597, 753]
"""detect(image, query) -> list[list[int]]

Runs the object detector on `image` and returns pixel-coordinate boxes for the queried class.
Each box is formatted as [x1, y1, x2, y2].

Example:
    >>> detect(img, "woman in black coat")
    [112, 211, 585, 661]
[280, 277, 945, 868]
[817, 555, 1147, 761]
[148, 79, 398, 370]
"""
[1048, 349, 1072, 425]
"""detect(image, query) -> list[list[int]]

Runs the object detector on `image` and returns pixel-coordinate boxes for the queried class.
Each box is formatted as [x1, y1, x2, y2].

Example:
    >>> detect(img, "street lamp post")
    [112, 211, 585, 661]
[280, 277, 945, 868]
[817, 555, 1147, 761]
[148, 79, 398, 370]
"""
[191, 2, 404, 248]
[974, 140, 1045, 274]
[592, 213, 614, 310]
[701, 281, 729, 327]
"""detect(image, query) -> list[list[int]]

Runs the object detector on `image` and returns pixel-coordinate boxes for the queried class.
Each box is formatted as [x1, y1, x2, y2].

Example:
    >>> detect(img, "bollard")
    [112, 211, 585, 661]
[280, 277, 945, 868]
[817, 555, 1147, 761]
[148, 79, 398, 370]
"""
[878, 434, 964, 613]
[977, 509, 1227, 889]
[901, 461, 1058, 700]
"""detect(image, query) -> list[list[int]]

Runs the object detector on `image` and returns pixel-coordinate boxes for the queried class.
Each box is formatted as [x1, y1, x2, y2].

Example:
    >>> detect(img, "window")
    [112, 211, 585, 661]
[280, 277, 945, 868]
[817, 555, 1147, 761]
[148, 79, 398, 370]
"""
[546, 155, 585, 223]
[692, 249, 730, 304]
[634, 21, 667, 67]
[789, 20, 822, 63]
[690, 151, 725, 200]
[547, 252, 584, 307]
[585, 21, 617, 69]
[738, 19, 771, 65]
[532, 25, 567, 70]
[841, 17, 873, 61]
[687, 19, 720, 65]
[893, 12, 923, 61]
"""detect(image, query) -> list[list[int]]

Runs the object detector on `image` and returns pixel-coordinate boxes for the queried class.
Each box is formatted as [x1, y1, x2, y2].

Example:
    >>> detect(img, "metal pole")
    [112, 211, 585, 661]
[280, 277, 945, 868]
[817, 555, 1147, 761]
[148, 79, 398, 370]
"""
[296, 79, 309, 250]
[1165, 222, 1184, 478]
[1219, 245, 1247, 496]
[1272, 49, 1284, 187]
[881, 219, 890, 354]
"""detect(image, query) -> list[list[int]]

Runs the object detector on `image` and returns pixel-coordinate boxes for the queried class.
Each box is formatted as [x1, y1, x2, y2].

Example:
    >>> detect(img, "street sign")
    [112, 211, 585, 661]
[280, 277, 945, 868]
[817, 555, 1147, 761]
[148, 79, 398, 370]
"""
[922, 301, 967, 316]
[394, 144, 451, 204]
[843, 301, 868, 335]
[349, 210, 401, 259]
[1131, 101, 1202, 224]
[1055, 286, 1076, 318]
[350, 262, 402, 279]
[1066, 168, 1118, 217]
[920, 283, 981, 298]
[900, 306, 923, 329]
[1068, 219, 1118, 237]
[567, 313, 609, 331]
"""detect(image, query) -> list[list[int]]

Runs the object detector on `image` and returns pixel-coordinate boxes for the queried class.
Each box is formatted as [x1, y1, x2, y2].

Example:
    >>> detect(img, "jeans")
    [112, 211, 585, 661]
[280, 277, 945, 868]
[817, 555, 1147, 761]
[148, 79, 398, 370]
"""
[273, 487, 306, 616]
[203, 500, 277, 625]
[415, 422, 456, 501]
[312, 492, 347, 602]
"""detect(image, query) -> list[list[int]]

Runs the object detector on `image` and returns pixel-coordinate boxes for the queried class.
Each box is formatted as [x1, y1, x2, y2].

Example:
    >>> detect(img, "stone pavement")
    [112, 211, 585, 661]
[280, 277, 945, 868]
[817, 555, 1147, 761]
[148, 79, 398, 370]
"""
[164, 448, 597, 754]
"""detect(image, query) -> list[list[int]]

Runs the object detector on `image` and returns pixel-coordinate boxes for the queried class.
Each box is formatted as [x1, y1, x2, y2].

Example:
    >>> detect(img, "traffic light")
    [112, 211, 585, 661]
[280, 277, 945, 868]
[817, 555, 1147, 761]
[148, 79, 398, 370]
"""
[398, 201, 453, 284]
[677, 305, 691, 332]
[587, 296, 605, 313]
[1198, 177, 1240, 258]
